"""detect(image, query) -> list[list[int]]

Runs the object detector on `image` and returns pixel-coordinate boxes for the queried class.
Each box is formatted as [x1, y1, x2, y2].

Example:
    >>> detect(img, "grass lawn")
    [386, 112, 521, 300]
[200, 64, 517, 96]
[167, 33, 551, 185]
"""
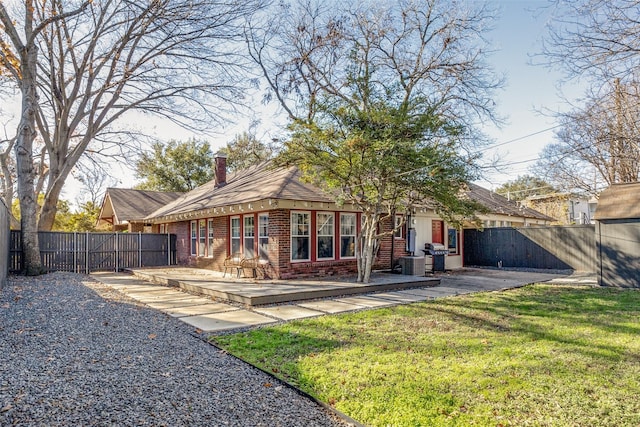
[212, 285, 640, 426]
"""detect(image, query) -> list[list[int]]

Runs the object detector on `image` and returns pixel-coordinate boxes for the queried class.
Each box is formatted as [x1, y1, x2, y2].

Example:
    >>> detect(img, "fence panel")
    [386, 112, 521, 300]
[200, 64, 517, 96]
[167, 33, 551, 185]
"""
[9, 231, 176, 274]
[463, 226, 596, 272]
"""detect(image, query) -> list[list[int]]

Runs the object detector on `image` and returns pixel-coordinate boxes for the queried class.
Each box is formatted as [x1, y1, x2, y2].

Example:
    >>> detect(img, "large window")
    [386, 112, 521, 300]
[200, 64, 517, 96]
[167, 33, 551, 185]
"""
[291, 212, 310, 261]
[258, 213, 269, 260]
[190, 220, 197, 255]
[207, 219, 214, 257]
[198, 219, 206, 256]
[230, 216, 241, 254]
[244, 215, 255, 258]
[317, 212, 334, 260]
[340, 213, 356, 258]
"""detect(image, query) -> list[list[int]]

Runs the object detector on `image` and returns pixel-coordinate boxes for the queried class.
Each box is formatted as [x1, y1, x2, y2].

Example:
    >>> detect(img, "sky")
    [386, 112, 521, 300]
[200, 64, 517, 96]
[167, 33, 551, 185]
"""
[475, 0, 583, 190]
[8, 0, 584, 204]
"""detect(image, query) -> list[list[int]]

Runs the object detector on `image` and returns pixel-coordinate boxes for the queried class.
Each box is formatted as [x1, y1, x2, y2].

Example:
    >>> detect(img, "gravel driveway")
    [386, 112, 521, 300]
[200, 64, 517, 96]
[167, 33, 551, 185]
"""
[0, 273, 348, 426]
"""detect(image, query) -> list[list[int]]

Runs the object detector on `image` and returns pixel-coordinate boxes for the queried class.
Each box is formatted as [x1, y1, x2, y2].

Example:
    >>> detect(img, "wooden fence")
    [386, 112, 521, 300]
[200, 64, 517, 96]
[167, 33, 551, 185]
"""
[463, 225, 596, 272]
[10, 231, 176, 274]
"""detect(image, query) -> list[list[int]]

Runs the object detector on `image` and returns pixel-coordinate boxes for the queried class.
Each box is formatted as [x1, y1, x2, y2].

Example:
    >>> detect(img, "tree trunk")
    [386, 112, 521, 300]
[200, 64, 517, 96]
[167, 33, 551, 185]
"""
[357, 212, 378, 283]
[15, 44, 43, 275]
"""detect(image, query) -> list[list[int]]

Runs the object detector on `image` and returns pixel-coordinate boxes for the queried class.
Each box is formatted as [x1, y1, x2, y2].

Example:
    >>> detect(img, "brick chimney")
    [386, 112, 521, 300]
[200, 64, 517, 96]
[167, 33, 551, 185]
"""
[214, 153, 227, 187]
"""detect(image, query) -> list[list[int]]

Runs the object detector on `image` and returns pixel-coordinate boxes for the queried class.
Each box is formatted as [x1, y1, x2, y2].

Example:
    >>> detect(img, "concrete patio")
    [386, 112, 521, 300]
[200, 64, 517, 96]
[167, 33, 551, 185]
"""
[91, 267, 576, 333]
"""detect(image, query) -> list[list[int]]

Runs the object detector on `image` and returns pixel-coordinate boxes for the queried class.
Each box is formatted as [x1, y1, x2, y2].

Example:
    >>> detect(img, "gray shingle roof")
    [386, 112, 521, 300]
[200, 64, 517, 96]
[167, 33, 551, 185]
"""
[466, 183, 556, 222]
[146, 162, 334, 220]
[102, 188, 183, 223]
[594, 182, 640, 220]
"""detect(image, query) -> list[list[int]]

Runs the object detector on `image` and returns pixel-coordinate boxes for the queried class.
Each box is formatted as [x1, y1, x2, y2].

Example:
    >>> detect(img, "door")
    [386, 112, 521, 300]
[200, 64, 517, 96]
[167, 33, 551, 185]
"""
[432, 220, 444, 244]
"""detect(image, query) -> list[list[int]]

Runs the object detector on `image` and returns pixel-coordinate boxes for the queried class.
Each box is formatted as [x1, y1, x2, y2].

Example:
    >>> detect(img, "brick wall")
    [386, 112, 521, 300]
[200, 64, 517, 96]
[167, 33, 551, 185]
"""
[166, 209, 407, 279]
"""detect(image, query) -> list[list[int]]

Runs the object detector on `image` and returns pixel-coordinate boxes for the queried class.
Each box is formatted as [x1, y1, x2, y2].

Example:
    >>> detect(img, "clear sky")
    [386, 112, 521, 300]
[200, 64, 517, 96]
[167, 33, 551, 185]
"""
[476, 0, 582, 190]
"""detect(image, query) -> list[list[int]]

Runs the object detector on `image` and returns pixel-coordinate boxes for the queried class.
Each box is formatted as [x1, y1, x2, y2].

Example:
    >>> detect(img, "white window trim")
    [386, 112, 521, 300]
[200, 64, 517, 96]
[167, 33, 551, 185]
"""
[207, 219, 214, 258]
[339, 213, 357, 259]
[190, 220, 197, 256]
[243, 214, 255, 258]
[230, 216, 241, 255]
[316, 212, 335, 260]
[258, 213, 269, 260]
[291, 211, 311, 262]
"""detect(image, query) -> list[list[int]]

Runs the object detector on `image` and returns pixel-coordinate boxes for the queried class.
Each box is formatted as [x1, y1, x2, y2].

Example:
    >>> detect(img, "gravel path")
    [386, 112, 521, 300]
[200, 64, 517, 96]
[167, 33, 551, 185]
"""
[0, 273, 349, 426]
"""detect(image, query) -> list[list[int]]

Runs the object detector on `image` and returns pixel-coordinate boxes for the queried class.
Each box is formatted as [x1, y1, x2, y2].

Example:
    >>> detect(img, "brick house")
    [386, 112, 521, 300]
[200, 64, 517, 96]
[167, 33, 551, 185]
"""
[98, 155, 553, 278]
[136, 155, 408, 279]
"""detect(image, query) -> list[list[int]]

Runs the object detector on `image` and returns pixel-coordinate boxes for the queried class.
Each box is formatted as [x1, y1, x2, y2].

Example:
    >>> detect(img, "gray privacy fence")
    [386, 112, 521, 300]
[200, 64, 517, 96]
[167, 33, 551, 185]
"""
[10, 231, 176, 274]
[464, 226, 596, 272]
[0, 199, 9, 286]
[596, 219, 640, 287]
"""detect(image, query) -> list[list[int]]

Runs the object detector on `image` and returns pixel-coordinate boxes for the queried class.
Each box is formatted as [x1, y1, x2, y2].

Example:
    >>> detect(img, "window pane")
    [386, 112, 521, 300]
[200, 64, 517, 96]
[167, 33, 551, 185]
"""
[341, 236, 355, 257]
[190, 221, 197, 255]
[340, 213, 356, 258]
[292, 236, 309, 260]
[208, 219, 214, 257]
[317, 213, 334, 259]
[199, 220, 206, 256]
[259, 214, 269, 260]
[231, 217, 241, 254]
[291, 212, 310, 260]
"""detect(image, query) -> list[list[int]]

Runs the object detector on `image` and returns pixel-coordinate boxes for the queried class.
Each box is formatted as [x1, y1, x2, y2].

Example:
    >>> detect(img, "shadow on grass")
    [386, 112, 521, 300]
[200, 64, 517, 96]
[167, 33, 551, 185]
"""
[425, 285, 640, 362]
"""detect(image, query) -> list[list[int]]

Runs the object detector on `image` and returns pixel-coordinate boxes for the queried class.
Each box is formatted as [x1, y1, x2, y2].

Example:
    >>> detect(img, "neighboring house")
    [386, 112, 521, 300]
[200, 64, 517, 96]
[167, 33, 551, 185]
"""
[466, 184, 556, 228]
[594, 182, 640, 288]
[97, 188, 182, 232]
[98, 156, 553, 278]
[521, 193, 597, 225]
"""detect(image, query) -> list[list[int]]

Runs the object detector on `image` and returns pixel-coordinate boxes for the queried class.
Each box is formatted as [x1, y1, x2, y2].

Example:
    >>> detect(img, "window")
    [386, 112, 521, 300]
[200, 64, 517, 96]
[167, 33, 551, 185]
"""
[258, 213, 269, 260]
[244, 215, 255, 258]
[230, 216, 241, 254]
[448, 228, 460, 255]
[160, 224, 165, 234]
[317, 212, 334, 260]
[207, 219, 214, 257]
[190, 220, 197, 255]
[291, 212, 310, 261]
[199, 219, 206, 256]
[393, 215, 403, 238]
[340, 213, 356, 258]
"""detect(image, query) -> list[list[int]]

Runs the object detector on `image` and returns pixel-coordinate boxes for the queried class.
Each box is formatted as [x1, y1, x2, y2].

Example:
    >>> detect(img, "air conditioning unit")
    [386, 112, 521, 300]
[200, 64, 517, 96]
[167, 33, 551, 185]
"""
[398, 256, 425, 276]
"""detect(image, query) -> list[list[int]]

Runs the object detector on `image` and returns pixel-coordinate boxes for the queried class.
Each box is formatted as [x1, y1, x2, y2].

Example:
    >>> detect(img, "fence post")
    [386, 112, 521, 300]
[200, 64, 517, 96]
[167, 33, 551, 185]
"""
[85, 232, 89, 274]
[115, 232, 119, 272]
[139, 232, 142, 268]
[73, 232, 77, 274]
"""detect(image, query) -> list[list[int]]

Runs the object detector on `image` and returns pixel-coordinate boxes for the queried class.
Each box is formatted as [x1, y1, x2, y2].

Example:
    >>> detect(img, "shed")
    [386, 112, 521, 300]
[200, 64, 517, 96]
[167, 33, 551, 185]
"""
[594, 182, 640, 287]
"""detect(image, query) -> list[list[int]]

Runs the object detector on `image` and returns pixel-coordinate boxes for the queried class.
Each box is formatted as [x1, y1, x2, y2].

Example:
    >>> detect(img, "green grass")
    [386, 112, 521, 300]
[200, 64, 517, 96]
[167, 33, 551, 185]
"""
[212, 285, 640, 426]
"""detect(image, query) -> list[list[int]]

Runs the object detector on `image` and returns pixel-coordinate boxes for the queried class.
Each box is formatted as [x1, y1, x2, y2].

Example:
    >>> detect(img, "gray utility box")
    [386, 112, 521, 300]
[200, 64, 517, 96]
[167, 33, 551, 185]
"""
[398, 256, 426, 276]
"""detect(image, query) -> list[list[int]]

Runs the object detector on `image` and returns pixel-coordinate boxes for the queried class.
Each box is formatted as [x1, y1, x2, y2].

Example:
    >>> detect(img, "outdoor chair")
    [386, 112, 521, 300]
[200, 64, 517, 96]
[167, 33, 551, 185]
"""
[223, 253, 244, 277]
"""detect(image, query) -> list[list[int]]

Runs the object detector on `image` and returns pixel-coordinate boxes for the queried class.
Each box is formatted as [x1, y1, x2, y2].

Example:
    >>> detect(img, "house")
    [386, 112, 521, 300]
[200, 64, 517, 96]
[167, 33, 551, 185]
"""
[521, 192, 597, 225]
[594, 182, 640, 287]
[465, 184, 555, 227]
[99, 155, 554, 278]
[97, 188, 182, 232]
[409, 183, 555, 271]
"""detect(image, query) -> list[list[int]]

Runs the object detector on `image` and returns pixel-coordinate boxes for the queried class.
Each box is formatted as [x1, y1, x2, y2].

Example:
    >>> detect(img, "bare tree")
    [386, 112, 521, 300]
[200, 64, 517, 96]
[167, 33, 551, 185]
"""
[542, 0, 640, 83]
[247, 0, 501, 282]
[535, 79, 640, 196]
[1, 0, 262, 273]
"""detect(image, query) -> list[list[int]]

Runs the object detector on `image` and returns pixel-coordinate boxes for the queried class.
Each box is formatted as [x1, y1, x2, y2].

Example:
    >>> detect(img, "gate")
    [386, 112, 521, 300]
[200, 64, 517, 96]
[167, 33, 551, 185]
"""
[10, 231, 176, 274]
